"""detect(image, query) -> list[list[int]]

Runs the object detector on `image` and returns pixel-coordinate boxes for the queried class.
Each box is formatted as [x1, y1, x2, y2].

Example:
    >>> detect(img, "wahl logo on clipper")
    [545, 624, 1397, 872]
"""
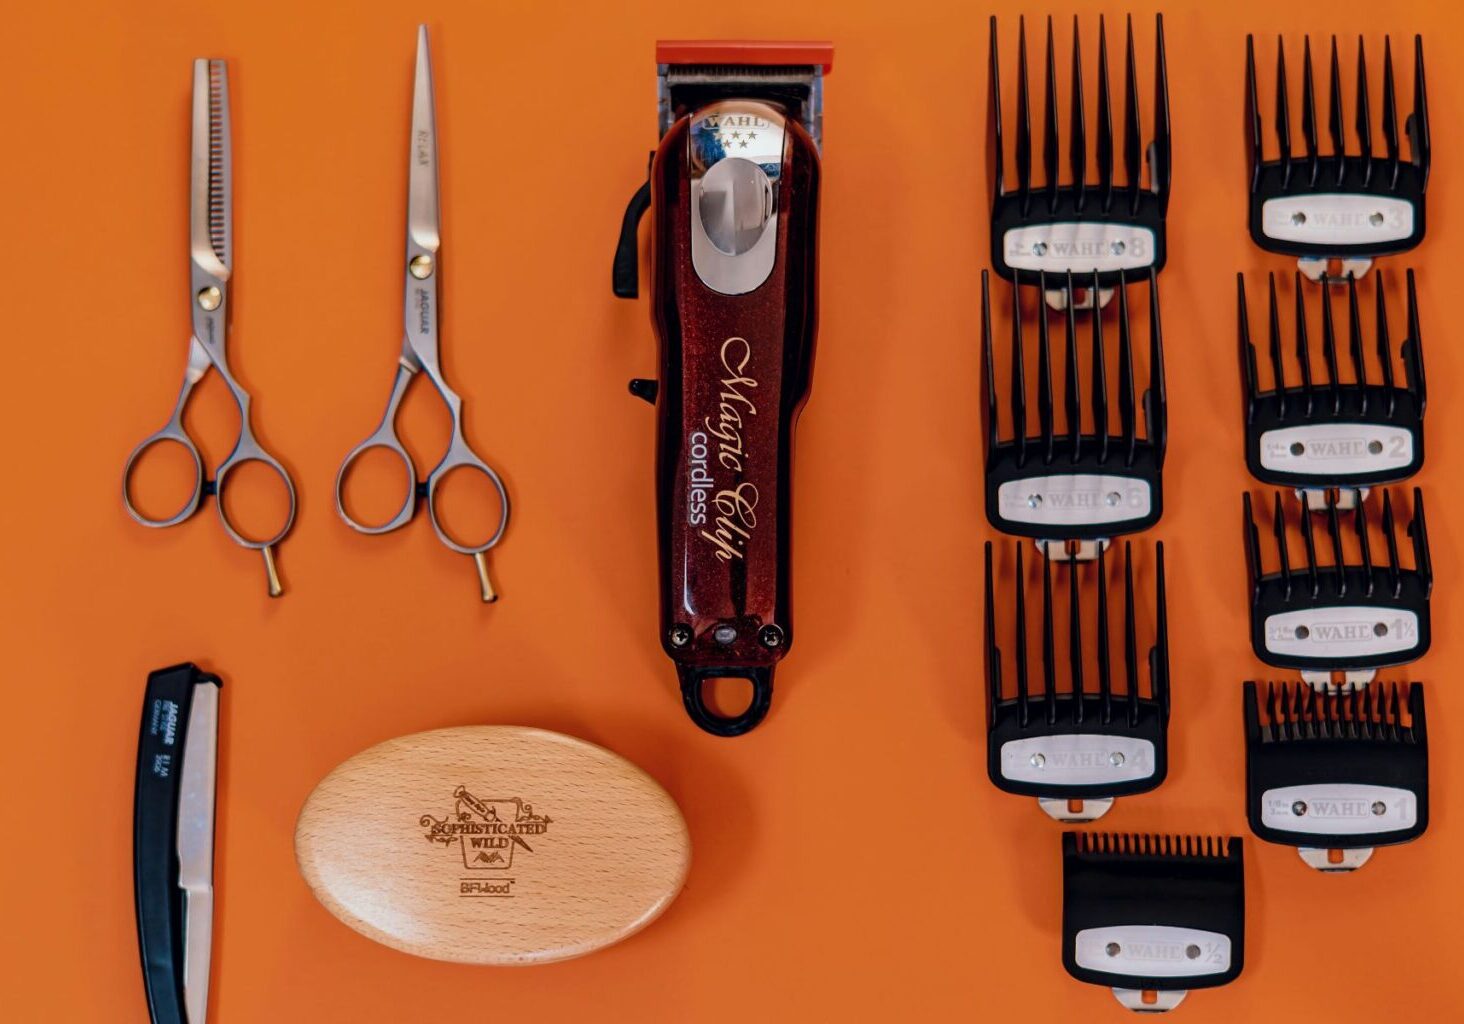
[689, 336, 761, 562]
[420, 787, 551, 897]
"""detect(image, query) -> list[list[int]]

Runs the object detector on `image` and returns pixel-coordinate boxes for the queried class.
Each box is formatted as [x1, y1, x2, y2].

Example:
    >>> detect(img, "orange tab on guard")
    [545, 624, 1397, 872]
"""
[656, 40, 834, 73]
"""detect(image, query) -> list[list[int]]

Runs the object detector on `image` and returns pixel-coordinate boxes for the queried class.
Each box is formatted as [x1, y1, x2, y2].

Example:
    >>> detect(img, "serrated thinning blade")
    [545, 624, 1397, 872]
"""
[191, 59, 232, 274]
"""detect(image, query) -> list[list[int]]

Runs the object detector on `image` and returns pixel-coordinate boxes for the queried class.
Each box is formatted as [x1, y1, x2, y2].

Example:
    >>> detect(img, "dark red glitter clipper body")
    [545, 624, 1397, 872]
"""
[613, 42, 831, 736]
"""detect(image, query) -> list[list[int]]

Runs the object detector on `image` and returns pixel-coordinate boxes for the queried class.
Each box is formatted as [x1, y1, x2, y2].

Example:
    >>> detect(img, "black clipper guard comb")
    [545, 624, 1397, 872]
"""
[984, 539, 1169, 822]
[1245, 33, 1429, 282]
[988, 14, 1170, 309]
[1243, 487, 1431, 686]
[1063, 832, 1245, 1012]
[1239, 269, 1424, 504]
[982, 268, 1165, 558]
[1244, 680, 1427, 872]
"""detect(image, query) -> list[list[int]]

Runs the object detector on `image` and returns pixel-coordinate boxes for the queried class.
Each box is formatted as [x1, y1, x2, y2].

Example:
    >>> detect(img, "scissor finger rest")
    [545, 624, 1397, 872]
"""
[123, 425, 206, 528]
[214, 446, 297, 597]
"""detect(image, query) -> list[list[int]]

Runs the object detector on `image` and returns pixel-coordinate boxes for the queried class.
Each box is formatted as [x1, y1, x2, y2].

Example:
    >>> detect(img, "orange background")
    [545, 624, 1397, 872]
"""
[1, 0, 1460, 1019]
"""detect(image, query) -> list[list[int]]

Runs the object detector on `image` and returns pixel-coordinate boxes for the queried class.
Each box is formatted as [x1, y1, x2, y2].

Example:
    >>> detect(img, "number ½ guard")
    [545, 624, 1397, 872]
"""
[1062, 832, 1245, 1012]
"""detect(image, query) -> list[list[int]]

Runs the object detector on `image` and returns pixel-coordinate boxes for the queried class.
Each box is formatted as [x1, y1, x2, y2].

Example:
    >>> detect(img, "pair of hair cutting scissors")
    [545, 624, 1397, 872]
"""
[335, 27, 510, 601]
[122, 59, 297, 596]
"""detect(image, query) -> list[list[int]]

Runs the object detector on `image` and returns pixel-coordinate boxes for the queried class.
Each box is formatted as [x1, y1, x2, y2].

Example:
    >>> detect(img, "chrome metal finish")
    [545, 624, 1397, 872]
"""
[123, 58, 298, 596]
[1112, 988, 1188, 1012]
[1037, 795, 1114, 822]
[688, 101, 786, 294]
[1298, 846, 1374, 871]
[335, 26, 510, 600]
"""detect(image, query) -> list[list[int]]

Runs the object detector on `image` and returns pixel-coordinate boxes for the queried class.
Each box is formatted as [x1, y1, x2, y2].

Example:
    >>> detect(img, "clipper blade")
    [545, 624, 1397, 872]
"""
[1062, 832, 1245, 1010]
[988, 14, 1170, 301]
[983, 269, 1165, 547]
[984, 540, 1169, 819]
[656, 40, 831, 147]
[1239, 269, 1425, 493]
[1243, 488, 1431, 678]
[1246, 33, 1429, 279]
[1244, 681, 1427, 868]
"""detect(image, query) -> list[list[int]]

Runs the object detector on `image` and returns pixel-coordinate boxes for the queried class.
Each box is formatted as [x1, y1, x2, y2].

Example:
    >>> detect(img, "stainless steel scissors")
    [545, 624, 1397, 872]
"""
[123, 60, 297, 597]
[335, 26, 510, 602]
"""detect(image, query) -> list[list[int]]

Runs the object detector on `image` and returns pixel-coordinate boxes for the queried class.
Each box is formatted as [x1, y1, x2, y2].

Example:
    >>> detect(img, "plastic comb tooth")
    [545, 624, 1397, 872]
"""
[984, 539, 1169, 822]
[1245, 31, 1429, 280]
[1238, 269, 1424, 498]
[1243, 487, 1431, 682]
[1243, 680, 1427, 870]
[982, 270, 1165, 554]
[989, 13, 1170, 306]
[1062, 831, 1245, 1011]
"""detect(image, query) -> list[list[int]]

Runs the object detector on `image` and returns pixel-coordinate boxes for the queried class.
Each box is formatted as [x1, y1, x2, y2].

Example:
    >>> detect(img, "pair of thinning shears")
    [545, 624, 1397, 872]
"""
[122, 59, 297, 596]
[335, 26, 510, 601]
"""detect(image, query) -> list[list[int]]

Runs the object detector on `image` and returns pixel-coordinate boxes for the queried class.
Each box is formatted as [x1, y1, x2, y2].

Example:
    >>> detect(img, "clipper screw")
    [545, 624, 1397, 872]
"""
[759, 625, 784, 648]
[668, 625, 691, 648]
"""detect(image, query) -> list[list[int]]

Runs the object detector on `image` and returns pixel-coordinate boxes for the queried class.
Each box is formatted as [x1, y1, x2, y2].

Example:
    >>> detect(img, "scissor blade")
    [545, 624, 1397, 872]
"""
[408, 26, 440, 255]
[190, 59, 232, 275]
[177, 683, 218, 1024]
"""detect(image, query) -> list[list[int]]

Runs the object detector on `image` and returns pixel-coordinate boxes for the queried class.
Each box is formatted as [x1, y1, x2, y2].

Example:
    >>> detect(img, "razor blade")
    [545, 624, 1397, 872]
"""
[1244, 680, 1427, 872]
[1063, 832, 1245, 1012]
[984, 540, 1168, 822]
[1246, 33, 1429, 282]
[1243, 488, 1431, 685]
[1239, 269, 1424, 503]
[988, 14, 1170, 309]
[983, 268, 1164, 558]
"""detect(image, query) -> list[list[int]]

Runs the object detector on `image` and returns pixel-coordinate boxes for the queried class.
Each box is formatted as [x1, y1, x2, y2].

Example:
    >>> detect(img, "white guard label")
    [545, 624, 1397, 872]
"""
[1004, 223, 1154, 273]
[1001, 735, 1155, 786]
[1264, 607, 1418, 659]
[1261, 194, 1415, 246]
[1260, 783, 1416, 836]
[997, 475, 1151, 527]
[1074, 925, 1232, 978]
[1259, 423, 1413, 475]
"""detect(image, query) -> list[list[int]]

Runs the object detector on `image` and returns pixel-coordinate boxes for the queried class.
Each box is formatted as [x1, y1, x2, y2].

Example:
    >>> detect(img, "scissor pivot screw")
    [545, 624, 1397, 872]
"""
[668, 625, 692, 648]
[409, 254, 435, 279]
[197, 285, 222, 311]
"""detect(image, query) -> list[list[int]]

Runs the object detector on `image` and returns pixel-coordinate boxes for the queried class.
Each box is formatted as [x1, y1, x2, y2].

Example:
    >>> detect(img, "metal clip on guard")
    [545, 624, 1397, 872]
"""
[1062, 832, 1245, 1012]
[613, 42, 831, 736]
[1245, 33, 1429, 282]
[988, 14, 1171, 310]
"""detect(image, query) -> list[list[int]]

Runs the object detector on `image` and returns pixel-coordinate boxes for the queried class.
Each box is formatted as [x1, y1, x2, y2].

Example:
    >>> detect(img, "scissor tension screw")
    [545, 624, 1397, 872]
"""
[409, 254, 435, 279]
[197, 285, 222, 311]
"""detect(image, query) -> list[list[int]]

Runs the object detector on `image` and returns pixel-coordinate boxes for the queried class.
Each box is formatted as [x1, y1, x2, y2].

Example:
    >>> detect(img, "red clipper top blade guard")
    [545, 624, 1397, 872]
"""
[613, 42, 831, 736]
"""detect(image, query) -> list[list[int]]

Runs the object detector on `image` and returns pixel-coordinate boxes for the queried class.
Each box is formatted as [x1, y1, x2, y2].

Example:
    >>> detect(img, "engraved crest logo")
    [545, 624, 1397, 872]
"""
[420, 787, 551, 897]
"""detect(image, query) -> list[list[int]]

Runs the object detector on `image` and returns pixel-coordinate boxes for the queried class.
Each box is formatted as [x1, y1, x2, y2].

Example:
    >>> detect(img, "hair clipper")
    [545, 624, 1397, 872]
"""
[613, 42, 831, 737]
